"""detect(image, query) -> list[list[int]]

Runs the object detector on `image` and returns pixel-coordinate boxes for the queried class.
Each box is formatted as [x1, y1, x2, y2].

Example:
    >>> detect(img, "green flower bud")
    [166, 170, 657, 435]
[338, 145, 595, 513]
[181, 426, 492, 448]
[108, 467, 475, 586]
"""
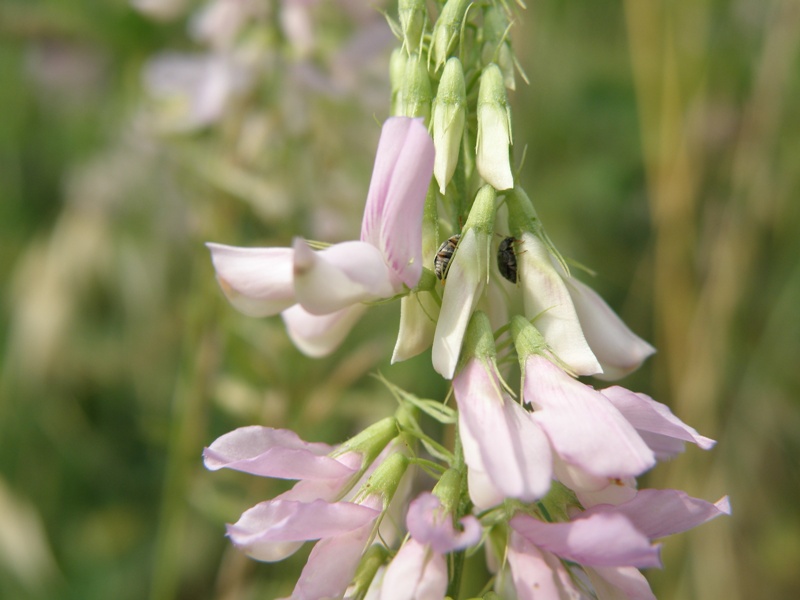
[482, 5, 516, 90]
[430, 0, 471, 71]
[399, 53, 432, 124]
[390, 47, 407, 116]
[399, 0, 427, 53]
[476, 64, 513, 190]
[432, 57, 467, 193]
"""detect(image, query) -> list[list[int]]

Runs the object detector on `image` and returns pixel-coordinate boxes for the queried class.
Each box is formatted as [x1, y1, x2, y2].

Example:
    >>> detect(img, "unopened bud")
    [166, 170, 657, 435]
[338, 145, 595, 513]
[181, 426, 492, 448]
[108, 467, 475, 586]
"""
[390, 47, 407, 116]
[399, 0, 427, 53]
[399, 53, 432, 124]
[430, 0, 470, 71]
[476, 64, 513, 190]
[432, 57, 466, 193]
[482, 5, 516, 90]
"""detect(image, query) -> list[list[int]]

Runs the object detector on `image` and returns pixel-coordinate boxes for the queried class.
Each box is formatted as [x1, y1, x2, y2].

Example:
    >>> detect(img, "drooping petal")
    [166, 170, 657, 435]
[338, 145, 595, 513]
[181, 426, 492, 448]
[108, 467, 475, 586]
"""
[600, 386, 716, 459]
[523, 355, 656, 480]
[564, 277, 656, 380]
[203, 426, 359, 480]
[455, 359, 553, 504]
[289, 495, 382, 600]
[380, 539, 448, 600]
[391, 292, 440, 363]
[582, 489, 731, 540]
[506, 532, 584, 600]
[585, 566, 656, 600]
[406, 493, 482, 554]
[361, 117, 434, 289]
[432, 230, 487, 379]
[576, 478, 638, 509]
[510, 512, 662, 569]
[207, 242, 295, 317]
[282, 303, 367, 357]
[293, 238, 396, 315]
[517, 234, 601, 376]
[226, 498, 380, 562]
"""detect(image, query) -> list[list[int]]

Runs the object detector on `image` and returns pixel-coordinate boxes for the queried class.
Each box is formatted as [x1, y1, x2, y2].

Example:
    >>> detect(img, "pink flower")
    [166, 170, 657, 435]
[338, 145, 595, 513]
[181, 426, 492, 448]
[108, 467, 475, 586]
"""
[508, 488, 730, 598]
[381, 492, 481, 600]
[453, 357, 552, 508]
[208, 117, 435, 356]
[521, 354, 656, 492]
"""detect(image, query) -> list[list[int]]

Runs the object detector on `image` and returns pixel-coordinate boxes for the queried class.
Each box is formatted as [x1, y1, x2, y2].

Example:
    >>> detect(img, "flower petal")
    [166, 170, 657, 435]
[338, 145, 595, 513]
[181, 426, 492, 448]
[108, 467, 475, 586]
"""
[282, 303, 367, 357]
[506, 532, 584, 600]
[510, 512, 662, 569]
[406, 493, 482, 554]
[289, 495, 382, 600]
[293, 238, 396, 315]
[380, 539, 448, 600]
[207, 242, 295, 317]
[226, 498, 380, 562]
[432, 230, 486, 379]
[582, 489, 731, 540]
[565, 277, 656, 380]
[518, 234, 601, 376]
[391, 292, 439, 363]
[203, 426, 358, 480]
[600, 386, 716, 459]
[455, 359, 552, 504]
[585, 566, 656, 600]
[524, 355, 656, 480]
[361, 117, 434, 289]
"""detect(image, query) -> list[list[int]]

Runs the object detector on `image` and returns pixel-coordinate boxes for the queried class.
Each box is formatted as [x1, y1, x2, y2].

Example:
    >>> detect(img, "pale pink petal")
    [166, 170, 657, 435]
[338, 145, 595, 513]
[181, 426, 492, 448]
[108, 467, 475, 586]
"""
[203, 426, 358, 480]
[226, 498, 379, 562]
[380, 539, 448, 600]
[524, 356, 656, 480]
[518, 234, 601, 377]
[455, 359, 552, 503]
[432, 230, 487, 379]
[507, 532, 584, 600]
[406, 493, 482, 554]
[361, 117, 434, 289]
[582, 489, 731, 540]
[564, 277, 656, 381]
[510, 512, 662, 569]
[391, 293, 439, 363]
[600, 386, 716, 459]
[465, 463, 504, 510]
[282, 303, 367, 357]
[207, 242, 295, 317]
[576, 478, 638, 509]
[585, 566, 656, 600]
[290, 495, 382, 600]
[293, 238, 396, 315]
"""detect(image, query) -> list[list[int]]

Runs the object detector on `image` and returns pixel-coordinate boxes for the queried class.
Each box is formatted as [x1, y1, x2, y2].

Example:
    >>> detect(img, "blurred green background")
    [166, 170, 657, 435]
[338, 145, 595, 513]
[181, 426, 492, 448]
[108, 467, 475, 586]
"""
[1, 0, 798, 599]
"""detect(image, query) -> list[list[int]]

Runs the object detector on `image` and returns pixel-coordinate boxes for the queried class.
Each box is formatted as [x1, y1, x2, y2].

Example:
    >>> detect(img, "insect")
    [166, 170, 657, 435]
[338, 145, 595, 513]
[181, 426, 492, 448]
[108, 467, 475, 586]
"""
[497, 236, 519, 283]
[434, 234, 461, 281]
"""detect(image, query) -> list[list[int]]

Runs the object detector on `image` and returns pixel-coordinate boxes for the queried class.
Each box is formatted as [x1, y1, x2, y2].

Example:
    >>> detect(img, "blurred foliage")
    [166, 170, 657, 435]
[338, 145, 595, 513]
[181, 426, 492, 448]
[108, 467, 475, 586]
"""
[0, 1, 798, 599]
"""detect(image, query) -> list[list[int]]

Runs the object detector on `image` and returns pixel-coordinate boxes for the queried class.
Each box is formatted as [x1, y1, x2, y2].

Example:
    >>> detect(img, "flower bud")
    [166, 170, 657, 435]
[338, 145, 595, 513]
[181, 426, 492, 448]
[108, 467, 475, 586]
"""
[481, 5, 516, 90]
[432, 57, 467, 193]
[389, 47, 407, 115]
[476, 64, 513, 190]
[430, 0, 470, 71]
[399, 53, 432, 124]
[399, 0, 427, 53]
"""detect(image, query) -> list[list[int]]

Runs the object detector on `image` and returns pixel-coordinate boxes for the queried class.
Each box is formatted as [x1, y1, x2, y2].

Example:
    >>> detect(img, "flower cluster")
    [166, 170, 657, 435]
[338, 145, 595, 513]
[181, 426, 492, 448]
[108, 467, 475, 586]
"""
[203, 1, 729, 598]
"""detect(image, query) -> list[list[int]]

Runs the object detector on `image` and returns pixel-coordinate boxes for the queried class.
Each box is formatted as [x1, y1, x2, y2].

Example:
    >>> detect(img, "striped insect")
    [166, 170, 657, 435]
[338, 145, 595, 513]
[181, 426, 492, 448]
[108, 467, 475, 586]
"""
[433, 234, 461, 281]
[497, 236, 519, 284]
